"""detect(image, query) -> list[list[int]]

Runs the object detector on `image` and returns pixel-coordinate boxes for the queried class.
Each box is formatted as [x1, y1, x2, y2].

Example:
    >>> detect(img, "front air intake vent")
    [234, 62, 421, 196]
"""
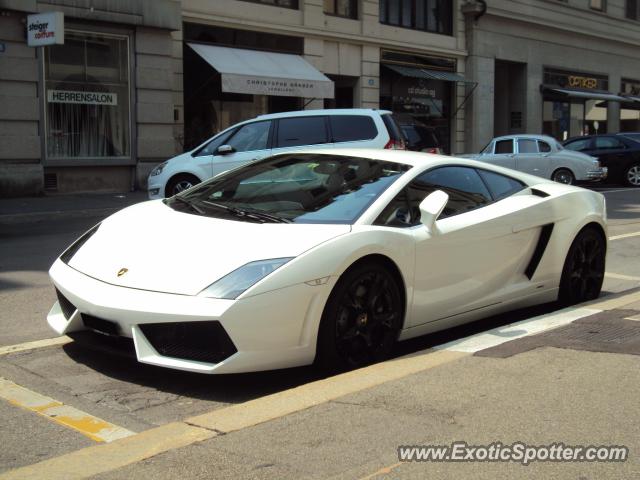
[82, 314, 121, 336]
[55, 288, 76, 319]
[139, 321, 237, 364]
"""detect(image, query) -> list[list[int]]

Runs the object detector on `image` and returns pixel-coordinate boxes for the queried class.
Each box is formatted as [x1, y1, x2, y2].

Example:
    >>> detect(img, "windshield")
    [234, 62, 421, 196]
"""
[170, 154, 411, 224]
[480, 141, 492, 154]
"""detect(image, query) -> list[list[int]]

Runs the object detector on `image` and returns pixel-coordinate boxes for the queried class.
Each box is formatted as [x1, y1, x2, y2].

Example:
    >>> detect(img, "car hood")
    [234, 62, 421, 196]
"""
[67, 200, 351, 296]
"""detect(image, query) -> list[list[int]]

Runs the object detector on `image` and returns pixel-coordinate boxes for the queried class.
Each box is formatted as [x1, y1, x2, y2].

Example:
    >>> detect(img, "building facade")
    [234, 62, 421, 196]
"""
[179, 0, 470, 155]
[463, 0, 640, 151]
[0, 0, 182, 196]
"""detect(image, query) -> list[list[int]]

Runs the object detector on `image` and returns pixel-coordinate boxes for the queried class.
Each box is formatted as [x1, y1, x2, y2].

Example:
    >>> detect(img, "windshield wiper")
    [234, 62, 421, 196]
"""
[201, 201, 292, 223]
[170, 196, 206, 215]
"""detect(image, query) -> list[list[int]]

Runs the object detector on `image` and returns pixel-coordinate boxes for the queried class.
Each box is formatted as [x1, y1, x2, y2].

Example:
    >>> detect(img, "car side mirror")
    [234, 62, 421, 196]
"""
[216, 145, 235, 155]
[419, 190, 449, 232]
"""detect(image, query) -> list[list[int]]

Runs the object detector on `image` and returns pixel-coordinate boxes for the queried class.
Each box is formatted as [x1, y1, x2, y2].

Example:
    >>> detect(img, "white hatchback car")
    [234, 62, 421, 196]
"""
[468, 134, 607, 185]
[148, 109, 407, 199]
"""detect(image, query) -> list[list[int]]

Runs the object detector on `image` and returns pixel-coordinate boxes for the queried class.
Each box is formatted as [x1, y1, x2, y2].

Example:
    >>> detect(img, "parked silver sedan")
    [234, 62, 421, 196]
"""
[469, 134, 607, 184]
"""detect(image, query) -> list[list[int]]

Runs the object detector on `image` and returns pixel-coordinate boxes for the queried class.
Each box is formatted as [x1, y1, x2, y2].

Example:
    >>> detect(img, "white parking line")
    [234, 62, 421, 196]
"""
[606, 272, 640, 282]
[0, 377, 134, 443]
[608, 231, 640, 241]
[434, 307, 601, 353]
[600, 189, 636, 194]
[0, 336, 72, 356]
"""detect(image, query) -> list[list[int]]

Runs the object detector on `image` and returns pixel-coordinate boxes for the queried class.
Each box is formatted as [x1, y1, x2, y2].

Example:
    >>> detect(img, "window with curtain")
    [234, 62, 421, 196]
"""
[45, 32, 130, 160]
[379, 0, 453, 35]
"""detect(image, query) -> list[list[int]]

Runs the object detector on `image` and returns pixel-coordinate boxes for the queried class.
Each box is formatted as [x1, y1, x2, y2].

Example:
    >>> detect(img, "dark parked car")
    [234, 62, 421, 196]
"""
[617, 132, 640, 143]
[400, 123, 443, 154]
[563, 134, 640, 187]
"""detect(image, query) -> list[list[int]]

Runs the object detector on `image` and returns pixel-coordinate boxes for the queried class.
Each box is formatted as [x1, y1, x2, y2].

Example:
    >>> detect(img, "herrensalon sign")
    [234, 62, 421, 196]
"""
[27, 12, 64, 47]
[47, 90, 118, 106]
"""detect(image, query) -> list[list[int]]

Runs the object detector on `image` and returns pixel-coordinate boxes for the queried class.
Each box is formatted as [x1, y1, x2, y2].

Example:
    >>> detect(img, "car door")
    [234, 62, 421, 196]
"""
[592, 136, 630, 180]
[515, 138, 549, 178]
[483, 139, 516, 169]
[269, 116, 331, 156]
[210, 120, 273, 177]
[399, 167, 540, 327]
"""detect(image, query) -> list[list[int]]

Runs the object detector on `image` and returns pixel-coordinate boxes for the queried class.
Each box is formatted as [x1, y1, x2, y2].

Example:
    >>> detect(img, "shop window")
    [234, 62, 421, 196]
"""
[627, 0, 639, 19]
[240, 0, 298, 8]
[324, 0, 357, 18]
[379, 0, 453, 35]
[44, 32, 130, 160]
[590, 0, 605, 11]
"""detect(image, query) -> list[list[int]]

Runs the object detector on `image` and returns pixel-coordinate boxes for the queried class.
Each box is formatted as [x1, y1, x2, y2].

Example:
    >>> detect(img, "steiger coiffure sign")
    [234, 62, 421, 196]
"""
[27, 12, 64, 47]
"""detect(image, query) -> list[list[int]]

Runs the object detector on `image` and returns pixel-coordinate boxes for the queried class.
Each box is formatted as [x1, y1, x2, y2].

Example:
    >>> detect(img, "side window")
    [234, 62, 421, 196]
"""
[226, 121, 272, 153]
[564, 138, 591, 151]
[477, 169, 525, 201]
[330, 115, 378, 142]
[194, 129, 235, 157]
[495, 140, 514, 154]
[538, 141, 551, 153]
[374, 166, 492, 227]
[594, 137, 626, 150]
[517, 139, 538, 153]
[277, 116, 328, 148]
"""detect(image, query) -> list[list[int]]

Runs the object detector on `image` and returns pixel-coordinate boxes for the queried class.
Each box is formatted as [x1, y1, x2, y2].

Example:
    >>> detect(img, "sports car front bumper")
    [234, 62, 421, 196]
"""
[48, 259, 332, 373]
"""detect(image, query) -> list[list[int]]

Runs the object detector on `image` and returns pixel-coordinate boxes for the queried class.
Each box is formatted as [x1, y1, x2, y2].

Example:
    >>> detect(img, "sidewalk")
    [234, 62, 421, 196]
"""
[0, 192, 148, 225]
[3, 289, 639, 480]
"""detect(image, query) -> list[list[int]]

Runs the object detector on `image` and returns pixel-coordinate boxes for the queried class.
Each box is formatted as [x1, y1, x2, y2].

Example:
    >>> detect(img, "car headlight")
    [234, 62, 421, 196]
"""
[150, 161, 168, 177]
[198, 257, 294, 300]
[60, 223, 100, 264]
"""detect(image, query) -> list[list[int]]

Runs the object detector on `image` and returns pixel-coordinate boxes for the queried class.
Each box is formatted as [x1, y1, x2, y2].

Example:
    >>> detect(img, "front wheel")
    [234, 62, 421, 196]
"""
[552, 168, 575, 185]
[558, 227, 605, 306]
[316, 262, 403, 372]
[165, 174, 200, 197]
[624, 163, 640, 187]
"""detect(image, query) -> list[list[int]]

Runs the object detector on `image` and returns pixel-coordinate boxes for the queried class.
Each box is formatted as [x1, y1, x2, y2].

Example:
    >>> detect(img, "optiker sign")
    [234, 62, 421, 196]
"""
[27, 12, 64, 47]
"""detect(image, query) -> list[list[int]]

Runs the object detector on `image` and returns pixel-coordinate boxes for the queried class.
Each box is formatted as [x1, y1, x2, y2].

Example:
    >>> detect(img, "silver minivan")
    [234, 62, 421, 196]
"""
[148, 109, 407, 199]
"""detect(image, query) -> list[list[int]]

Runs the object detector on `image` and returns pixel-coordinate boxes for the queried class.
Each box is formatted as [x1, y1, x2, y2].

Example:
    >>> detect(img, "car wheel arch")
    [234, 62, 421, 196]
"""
[165, 173, 202, 197]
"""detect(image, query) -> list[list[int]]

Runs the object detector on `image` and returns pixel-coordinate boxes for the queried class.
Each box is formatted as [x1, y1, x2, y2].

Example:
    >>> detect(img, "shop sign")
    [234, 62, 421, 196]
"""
[47, 90, 118, 106]
[27, 12, 64, 47]
[544, 68, 607, 91]
[621, 79, 640, 96]
[222, 75, 334, 98]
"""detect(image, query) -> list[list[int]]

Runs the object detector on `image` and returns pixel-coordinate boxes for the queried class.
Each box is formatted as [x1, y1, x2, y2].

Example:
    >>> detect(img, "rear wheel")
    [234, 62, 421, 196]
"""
[624, 163, 640, 187]
[316, 262, 403, 372]
[552, 168, 575, 185]
[165, 174, 200, 197]
[558, 227, 605, 306]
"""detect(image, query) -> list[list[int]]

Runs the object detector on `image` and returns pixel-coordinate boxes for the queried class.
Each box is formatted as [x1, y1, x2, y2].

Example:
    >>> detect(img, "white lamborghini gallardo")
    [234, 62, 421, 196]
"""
[48, 149, 607, 373]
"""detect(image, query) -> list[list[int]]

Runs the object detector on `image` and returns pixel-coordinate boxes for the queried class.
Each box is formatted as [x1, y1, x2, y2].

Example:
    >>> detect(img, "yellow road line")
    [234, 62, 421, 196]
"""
[0, 422, 215, 480]
[0, 336, 72, 356]
[608, 231, 640, 241]
[0, 377, 134, 443]
[186, 349, 467, 433]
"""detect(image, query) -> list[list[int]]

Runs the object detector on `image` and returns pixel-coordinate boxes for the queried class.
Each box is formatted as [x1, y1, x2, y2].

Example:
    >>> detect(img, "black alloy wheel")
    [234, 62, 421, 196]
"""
[559, 227, 606, 306]
[316, 262, 403, 371]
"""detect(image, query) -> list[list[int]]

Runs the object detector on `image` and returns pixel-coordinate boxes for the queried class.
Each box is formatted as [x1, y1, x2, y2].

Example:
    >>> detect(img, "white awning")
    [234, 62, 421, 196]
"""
[188, 43, 334, 99]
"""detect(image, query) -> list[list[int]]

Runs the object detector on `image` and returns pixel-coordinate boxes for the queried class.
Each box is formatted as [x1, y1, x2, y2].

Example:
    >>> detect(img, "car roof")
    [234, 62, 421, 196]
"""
[256, 108, 391, 120]
[491, 134, 557, 142]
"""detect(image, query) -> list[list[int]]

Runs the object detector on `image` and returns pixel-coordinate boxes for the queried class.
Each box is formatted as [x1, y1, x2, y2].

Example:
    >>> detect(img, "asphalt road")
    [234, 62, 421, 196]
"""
[0, 186, 638, 473]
